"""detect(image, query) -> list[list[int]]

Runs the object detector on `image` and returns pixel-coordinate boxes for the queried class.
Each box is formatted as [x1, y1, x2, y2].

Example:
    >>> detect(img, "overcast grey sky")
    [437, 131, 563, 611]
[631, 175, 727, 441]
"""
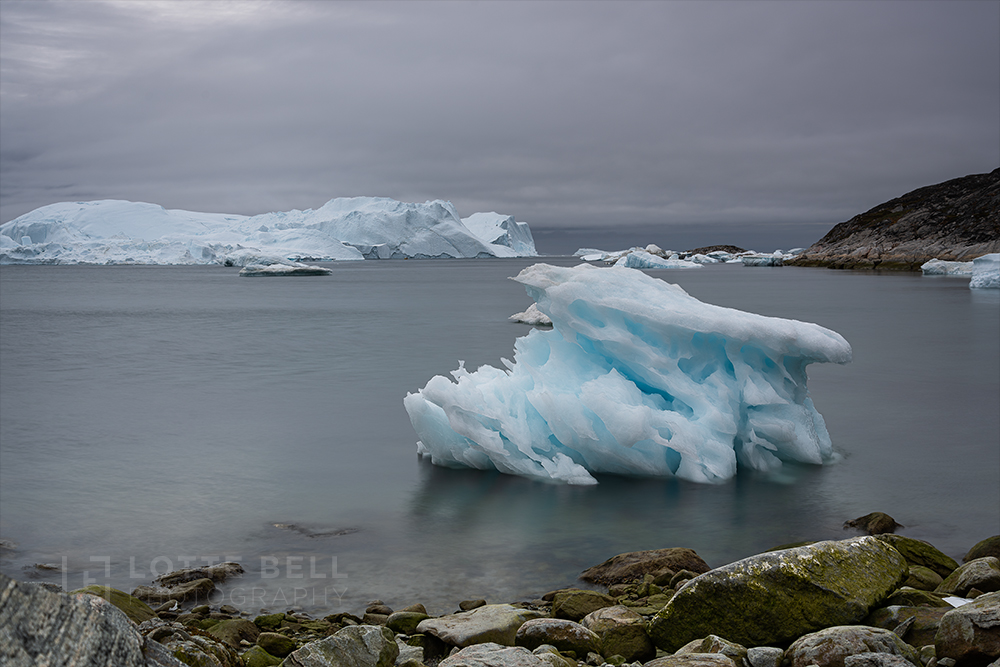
[1, 0, 997, 252]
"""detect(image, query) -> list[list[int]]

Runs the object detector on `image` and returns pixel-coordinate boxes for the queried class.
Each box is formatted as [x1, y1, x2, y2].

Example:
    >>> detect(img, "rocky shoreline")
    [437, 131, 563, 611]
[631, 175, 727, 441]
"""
[2, 520, 998, 667]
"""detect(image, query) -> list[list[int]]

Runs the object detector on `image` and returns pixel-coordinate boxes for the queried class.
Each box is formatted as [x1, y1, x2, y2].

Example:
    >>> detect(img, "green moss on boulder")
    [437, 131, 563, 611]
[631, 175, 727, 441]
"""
[69, 584, 156, 624]
[647, 537, 908, 650]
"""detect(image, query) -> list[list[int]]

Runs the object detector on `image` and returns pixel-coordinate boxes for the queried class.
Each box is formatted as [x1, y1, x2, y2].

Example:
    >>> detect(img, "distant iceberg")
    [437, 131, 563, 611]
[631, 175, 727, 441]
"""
[921, 259, 974, 276]
[461, 212, 537, 257]
[0, 197, 538, 265]
[614, 250, 701, 270]
[404, 263, 852, 485]
[970, 253, 1000, 289]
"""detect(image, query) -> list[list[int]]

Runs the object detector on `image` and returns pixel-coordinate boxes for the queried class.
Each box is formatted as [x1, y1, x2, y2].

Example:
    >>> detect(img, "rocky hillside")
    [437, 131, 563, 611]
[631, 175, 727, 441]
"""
[789, 168, 1000, 270]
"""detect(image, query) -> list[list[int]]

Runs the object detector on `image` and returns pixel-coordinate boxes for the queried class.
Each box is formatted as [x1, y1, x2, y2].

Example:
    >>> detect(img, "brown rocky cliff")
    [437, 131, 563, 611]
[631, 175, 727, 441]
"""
[788, 168, 1000, 270]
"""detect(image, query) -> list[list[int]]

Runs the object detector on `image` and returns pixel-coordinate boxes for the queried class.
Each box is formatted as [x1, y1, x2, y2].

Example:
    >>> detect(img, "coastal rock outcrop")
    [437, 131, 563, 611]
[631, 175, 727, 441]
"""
[647, 536, 909, 650]
[789, 168, 1000, 270]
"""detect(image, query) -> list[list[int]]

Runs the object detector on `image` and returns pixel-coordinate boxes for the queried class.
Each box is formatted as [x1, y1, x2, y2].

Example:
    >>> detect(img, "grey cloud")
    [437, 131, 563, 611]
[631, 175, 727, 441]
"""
[1, 0, 997, 252]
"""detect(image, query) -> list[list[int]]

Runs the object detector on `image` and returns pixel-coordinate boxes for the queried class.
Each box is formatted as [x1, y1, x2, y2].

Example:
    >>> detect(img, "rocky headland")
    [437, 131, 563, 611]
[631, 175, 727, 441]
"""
[2, 521, 998, 667]
[789, 168, 1000, 271]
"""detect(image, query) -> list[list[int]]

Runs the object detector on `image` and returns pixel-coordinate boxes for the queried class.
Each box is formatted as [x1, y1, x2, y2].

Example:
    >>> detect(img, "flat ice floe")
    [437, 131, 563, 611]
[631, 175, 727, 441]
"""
[405, 263, 852, 485]
[0, 197, 537, 265]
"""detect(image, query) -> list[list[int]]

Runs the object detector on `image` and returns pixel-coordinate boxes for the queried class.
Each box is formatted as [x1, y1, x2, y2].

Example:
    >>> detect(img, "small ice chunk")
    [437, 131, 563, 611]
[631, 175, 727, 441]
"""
[509, 302, 552, 326]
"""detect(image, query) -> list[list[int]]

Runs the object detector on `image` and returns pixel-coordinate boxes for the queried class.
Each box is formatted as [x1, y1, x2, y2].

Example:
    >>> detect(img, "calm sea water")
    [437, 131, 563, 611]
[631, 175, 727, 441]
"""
[1, 259, 997, 615]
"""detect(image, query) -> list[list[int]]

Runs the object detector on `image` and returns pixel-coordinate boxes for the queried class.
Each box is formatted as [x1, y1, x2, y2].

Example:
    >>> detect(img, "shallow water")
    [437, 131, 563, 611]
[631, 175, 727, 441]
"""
[1, 260, 997, 615]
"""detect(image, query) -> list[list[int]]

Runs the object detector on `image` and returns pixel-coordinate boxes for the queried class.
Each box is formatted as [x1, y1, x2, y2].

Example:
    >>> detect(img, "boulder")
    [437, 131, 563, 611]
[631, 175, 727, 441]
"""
[648, 537, 909, 650]
[0, 573, 185, 667]
[282, 624, 398, 667]
[934, 590, 1000, 666]
[675, 635, 748, 665]
[844, 512, 904, 535]
[580, 605, 655, 663]
[438, 642, 559, 666]
[934, 557, 1000, 597]
[132, 577, 217, 605]
[415, 603, 545, 648]
[256, 631, 296, 658]
[864, 605, 950, 648]
[154, 561, 244, 587]
[903, 565, 943, 591]
[965, 536, 1000, 563]
[843, 654, 915, 667]
[242, 645, 283, 667]
[882, 587, 950, 608]
[207, 617, 260, 648]
[873, 534, 959, 578]
[514, 618, 601, 656]
[550, 589, 617, 621]
[580, 547, 710, 585]
[386, 610, 430, 635]
[645, 654, 737, 667]
[69, 584, 157, 624]
[746, 646, 784, 667]
[784, 625, 921, 667]
[254, 612, 286, 631]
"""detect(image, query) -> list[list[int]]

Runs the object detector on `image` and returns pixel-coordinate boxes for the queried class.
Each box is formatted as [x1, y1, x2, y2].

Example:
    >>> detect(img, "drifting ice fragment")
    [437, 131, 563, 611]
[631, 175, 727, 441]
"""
[405, 264, 851, 485]
[921, 259, 974, 276]
[509, 303, 552, 326]
[614, 250, 702, 270]
[969, 253, 1000, 289]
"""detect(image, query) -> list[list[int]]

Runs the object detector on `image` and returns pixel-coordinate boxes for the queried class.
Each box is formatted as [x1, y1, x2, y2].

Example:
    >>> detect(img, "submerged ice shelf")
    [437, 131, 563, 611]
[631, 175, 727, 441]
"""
[404, 263, 852, 485]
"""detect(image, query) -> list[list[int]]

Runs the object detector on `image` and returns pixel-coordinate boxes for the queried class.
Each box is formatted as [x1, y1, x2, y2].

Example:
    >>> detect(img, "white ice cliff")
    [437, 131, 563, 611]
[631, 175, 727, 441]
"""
[970, 253, 1000, 289]
[404, 263, 852, 485]
[0, 197, 538, 265]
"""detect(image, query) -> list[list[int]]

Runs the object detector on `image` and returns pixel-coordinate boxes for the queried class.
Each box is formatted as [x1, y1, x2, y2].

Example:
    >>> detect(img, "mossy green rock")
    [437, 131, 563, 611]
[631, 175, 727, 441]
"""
[864, 605, 949, 648]
[386, 610, 430, 635]
[904, 565, 944, 591]
[648, 537, 908, 650]
[254, 612, 286, 631]
[69, 584, 156, 624]
[874, 534, 959, 578]
[883, 586, 951, 607]
[964, 535, 1000, 562]
[283, 624, 398, 667]
[242, 644, 283, 667]
[257, 631, 296, 658]
[207, 617, 260, 648]
[551, 588, 617, 621]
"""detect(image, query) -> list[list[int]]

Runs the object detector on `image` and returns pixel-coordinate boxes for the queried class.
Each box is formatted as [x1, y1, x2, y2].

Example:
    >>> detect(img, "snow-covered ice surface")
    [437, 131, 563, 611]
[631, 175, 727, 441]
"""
[404, 263, 852, 485]
[921, 259, 974, 276]
[0, 198, 538, 265]
[970, 253, 1000, 289]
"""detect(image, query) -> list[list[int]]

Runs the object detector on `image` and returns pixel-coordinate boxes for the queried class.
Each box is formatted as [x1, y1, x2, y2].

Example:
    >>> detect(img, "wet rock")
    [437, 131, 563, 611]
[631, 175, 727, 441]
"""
[579, 547, 710, 585]
[366, 602, 393, 615]
[785, 625, 922, 667]
[864, 606, 950, 648]
[580, 604, 655, 663]
[934, 557, 1000, 597]
[550, 589, 617, 621]
[515, 617, 601, 656]
[648, 537, 908, 650]
[207, 617, 260, 648]
[386, 610, 430, 635]
[154, 562, 244, 587]
[874, 535, 960, 579]
[934, 590, 1000, 666]
[69, 584, 157, 624]
[460, 599, 487, 611]
[132, 577, 217, 605]
[0, 573, 185, 667]
[256, 630, 296, 658]
[845, 513, 905, 535]
[282, 624, 398, 667]
[416, 603, 545, 648]
[964, 536, 1000, 563]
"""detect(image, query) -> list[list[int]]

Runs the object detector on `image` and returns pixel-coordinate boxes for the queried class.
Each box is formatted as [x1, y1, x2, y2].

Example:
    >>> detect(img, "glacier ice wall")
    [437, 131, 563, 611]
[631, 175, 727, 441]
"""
[404, 263, 852, 485]
[970, 253, 1000, 289]
[0, 197, 538, 265]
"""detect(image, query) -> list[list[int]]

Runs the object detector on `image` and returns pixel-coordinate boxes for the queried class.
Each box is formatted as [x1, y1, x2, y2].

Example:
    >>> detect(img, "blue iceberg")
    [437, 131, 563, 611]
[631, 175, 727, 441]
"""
[404, 263, 852, 485]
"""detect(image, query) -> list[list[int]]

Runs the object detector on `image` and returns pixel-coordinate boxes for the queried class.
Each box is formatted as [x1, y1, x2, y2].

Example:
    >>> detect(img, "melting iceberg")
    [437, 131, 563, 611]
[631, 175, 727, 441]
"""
[921, 259, 974, 276]
[970, 253, 1000, 289]
[461, 212, 537, 257]
[404, 263, 852, 485]
[614, 250, 701, 270]
[0, 197, 537, 265]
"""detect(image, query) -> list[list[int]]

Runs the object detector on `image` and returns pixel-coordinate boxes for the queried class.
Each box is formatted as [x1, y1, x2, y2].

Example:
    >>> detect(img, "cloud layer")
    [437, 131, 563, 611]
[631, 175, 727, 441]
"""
[2, 1, 997, 252]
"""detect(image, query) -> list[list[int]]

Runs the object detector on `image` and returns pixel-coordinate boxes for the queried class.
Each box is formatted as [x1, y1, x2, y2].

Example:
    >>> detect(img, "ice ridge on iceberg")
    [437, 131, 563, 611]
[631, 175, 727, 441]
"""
[404, 263, 852, 485]
[0, 197, 538, 265]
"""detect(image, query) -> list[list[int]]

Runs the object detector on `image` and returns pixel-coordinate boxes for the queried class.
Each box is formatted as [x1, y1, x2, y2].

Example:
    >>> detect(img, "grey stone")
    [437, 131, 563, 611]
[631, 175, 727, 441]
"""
[746, 646, 784, 667]
[844, 512, 904, 535]
[648, 537, 909, 650]
[132, 577, 217, 605]
[844, 653, 917, 667]
[579, 548, 710, 585]
[864, 605, 950, 648]
[282, 624, 398, 667]
[154, 561, 244, 587]
[785, 626, 922, 667]
[675, 635, 748, 664]
[0, 572, 185, 667]
[514, 617, 601, 656]
[416, 603, 545, 648]
[580, 604, 655, 663]
[438, 642, 554, 666]
[935, 557, 1000, 597]
[934, 590, 1000, 666]
[550, 589, 617, 621]
[645, 654, 737, 667]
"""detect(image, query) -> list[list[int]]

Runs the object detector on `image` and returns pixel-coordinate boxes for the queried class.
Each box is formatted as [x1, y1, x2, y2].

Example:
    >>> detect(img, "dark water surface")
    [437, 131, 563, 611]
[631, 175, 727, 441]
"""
[1, 260, 997, 614]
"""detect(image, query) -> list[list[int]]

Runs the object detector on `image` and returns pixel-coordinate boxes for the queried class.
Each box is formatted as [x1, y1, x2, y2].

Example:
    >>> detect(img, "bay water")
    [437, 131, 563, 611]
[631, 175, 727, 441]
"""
[1, 259, 997, 615]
